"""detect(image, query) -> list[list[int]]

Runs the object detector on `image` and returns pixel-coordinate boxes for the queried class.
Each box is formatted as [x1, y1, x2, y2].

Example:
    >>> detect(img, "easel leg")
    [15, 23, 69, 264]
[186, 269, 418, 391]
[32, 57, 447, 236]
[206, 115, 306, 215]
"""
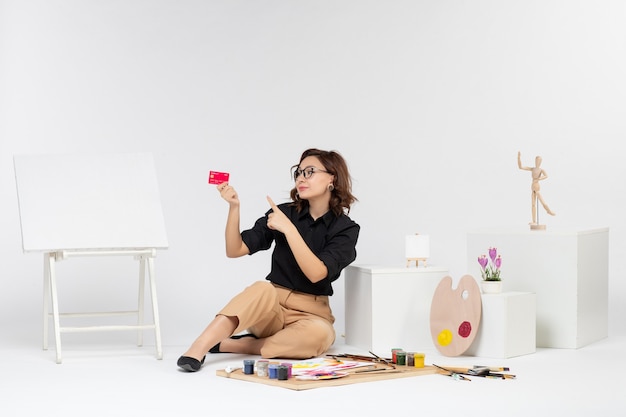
[47, 253, 63, 364]
[137, 256, 146, 347]
[43, 253, 50, 351]
[147, 256, 163, 360]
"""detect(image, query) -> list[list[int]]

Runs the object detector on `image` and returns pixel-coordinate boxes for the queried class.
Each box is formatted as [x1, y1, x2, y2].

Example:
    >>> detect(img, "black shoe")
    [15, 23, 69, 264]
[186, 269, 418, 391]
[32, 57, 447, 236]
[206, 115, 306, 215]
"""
[177, 355, 205, 372]
[208, 333, 258, 354]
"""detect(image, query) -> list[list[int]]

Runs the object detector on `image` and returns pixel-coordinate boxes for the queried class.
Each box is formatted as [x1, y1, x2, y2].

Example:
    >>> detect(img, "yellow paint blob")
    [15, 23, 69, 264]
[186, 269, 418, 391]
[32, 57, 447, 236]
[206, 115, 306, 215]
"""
[437, 329, 453, 346]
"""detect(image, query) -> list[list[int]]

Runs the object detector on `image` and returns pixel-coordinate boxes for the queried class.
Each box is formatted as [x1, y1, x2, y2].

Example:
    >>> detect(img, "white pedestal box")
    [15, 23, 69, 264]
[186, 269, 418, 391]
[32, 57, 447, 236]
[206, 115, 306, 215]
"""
[467, 228, 609, 348]
[344, 265, 449, 355]
[465, 292, 536, 358]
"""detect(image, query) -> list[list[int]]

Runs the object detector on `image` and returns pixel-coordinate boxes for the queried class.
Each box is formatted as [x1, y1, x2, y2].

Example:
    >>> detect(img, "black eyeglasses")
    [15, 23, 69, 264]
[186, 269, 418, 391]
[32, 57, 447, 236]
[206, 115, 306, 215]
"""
[293, 166, 330, 181]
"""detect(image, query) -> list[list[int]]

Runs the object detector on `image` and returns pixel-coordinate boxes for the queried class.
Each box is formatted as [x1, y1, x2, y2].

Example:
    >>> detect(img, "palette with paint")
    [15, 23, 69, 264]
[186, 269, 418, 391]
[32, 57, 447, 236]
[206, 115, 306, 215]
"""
[429, 275, 482, 356]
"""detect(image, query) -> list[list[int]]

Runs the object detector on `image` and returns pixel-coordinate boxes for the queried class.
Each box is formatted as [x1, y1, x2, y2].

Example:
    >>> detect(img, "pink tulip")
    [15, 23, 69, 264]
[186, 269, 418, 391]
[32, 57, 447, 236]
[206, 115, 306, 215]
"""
[478, 255, 488, 269]
[489, 247, 498, 263]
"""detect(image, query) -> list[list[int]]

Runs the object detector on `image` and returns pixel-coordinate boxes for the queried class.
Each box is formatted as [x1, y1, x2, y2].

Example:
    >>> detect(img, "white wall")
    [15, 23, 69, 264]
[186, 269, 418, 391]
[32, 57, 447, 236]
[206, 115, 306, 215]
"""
[1, 0, 624, 349]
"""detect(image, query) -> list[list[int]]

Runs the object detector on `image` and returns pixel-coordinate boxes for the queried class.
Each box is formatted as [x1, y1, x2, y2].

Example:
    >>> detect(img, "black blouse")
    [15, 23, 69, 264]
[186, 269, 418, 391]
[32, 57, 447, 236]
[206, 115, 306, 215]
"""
[241, 202, 360, 296]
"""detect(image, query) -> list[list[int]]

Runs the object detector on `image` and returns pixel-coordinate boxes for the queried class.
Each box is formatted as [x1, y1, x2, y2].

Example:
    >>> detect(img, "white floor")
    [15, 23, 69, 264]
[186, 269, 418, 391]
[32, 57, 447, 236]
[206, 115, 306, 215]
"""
[3, 334, 625, 416]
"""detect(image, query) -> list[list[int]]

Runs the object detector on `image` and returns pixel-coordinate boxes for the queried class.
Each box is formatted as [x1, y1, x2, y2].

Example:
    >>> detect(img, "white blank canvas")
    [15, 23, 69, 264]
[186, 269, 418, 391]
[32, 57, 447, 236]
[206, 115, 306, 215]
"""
[14, 152, 169, 252]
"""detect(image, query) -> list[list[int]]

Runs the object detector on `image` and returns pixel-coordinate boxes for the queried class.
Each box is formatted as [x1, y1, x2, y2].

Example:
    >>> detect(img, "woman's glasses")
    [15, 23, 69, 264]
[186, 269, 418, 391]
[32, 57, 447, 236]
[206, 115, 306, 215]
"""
[293, 167, 330, 181]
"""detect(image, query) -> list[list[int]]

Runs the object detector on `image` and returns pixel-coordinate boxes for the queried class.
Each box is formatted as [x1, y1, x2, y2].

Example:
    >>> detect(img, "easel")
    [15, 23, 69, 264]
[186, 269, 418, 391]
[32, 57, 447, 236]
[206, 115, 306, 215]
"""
[14, 153, 168, 363]
[43, 249, 162, 364]
[405, 233, 429, 267]
[406, 258, 428, 267]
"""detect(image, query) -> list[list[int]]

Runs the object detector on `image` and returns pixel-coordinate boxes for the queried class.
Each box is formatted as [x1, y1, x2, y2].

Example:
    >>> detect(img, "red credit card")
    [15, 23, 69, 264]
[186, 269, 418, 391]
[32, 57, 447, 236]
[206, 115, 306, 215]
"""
[208, 171, 230, 185]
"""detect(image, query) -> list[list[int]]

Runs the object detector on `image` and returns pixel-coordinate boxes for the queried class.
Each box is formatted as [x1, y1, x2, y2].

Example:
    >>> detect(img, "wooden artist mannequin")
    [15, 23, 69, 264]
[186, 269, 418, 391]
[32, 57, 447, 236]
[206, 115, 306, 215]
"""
[517, 151, 555, 229]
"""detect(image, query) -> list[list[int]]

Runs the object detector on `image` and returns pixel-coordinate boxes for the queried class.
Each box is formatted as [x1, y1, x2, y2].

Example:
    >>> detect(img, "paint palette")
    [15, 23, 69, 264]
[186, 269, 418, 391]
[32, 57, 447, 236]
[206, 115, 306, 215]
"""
[429, 275, 482, 356]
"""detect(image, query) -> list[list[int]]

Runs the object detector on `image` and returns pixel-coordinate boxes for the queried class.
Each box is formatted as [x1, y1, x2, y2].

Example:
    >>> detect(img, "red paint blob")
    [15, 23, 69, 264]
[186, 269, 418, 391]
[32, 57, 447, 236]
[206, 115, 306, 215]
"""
[458, 321, 472, 338]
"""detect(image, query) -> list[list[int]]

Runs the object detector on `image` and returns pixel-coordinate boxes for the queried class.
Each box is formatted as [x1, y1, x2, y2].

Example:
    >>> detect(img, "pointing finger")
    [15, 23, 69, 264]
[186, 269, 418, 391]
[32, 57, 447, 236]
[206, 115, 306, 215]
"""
[266, 195, 278, 210]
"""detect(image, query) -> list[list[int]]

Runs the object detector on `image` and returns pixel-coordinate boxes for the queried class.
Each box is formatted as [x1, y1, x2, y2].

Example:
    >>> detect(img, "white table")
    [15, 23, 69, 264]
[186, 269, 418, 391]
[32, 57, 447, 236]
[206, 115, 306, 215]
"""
[344, 264, 449, 356]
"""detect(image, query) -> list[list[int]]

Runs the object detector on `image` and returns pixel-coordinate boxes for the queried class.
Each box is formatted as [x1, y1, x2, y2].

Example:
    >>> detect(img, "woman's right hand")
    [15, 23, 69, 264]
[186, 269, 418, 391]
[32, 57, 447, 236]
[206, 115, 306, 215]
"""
[217, 183, 239, 206]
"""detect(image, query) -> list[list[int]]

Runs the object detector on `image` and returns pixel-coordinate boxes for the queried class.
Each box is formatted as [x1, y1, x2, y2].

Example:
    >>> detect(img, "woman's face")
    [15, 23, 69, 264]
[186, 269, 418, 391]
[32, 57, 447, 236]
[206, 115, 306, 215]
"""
[294, 156, 334, 201]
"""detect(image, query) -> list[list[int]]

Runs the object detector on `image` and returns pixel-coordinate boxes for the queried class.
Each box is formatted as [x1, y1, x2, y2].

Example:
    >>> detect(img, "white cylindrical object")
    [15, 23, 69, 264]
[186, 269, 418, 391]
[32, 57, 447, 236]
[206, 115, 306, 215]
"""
[405, 234, 430, 258]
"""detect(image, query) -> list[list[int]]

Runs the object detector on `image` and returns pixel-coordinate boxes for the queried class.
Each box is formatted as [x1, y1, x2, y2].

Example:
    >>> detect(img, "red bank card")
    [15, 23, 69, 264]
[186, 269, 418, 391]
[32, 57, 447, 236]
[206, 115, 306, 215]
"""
[208, 171, 230, 185]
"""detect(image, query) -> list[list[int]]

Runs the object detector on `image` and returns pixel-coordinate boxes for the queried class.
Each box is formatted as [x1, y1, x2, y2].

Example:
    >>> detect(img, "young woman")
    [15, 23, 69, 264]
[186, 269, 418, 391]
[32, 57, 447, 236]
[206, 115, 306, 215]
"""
[177, 148, 360, 372]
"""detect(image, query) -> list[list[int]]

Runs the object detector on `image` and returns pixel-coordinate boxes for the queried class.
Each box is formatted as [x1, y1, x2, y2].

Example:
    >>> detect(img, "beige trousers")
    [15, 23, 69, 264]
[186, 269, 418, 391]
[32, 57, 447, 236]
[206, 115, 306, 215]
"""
[218, 281, 336, 359]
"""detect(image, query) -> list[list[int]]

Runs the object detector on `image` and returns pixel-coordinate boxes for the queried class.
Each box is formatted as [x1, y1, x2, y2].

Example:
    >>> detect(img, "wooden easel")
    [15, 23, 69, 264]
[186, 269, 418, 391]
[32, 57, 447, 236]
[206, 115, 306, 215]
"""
[405, 233, 429, 267]
[406, 258, 428, 267]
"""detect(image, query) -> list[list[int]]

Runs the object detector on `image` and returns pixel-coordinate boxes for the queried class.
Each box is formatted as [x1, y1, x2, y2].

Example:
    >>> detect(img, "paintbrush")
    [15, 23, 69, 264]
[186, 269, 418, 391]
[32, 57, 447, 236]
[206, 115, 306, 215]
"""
[432, 364, 471, 381]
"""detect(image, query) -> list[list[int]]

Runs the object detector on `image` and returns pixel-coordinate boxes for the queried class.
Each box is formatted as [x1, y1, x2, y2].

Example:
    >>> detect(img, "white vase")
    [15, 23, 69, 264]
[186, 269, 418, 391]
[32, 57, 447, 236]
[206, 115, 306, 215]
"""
[481, 280, 502, 294]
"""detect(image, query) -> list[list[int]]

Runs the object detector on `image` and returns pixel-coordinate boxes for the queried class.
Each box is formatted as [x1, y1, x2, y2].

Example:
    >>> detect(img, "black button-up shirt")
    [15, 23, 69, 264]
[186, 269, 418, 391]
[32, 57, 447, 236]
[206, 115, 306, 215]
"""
[241, 202, 360, 296]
